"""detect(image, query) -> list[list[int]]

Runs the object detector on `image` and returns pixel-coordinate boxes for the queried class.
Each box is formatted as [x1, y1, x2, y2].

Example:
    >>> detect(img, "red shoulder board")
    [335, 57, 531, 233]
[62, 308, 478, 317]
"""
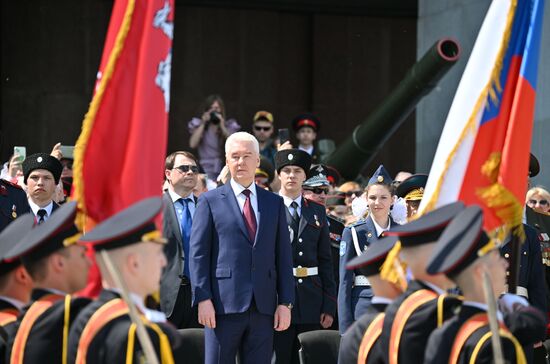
[1, 179, 24, 190]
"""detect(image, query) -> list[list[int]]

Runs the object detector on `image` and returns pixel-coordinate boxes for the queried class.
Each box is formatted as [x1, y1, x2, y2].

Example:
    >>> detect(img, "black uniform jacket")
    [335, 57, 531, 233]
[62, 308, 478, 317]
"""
[67, 289, 186, 364]
[287, 197, 336, 324]
[0, 179, 30, 233]
[338, 301, 388, 364]
[424, 304, 544, 364]
[378, 280, 462, 364]
[5, 288, 91, 364]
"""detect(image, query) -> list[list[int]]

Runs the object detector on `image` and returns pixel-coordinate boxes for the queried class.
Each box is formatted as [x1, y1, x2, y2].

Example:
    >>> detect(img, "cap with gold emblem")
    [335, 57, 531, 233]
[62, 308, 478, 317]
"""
[368, 165, 393, 186]
[274, 149, 312, 174]
[79, 197, 165, 251]
[396, 174, 428, 201]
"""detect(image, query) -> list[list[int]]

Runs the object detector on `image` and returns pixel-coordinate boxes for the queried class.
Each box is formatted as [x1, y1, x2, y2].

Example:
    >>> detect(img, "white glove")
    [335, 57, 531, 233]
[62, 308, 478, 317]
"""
[498, 293, 529, 314]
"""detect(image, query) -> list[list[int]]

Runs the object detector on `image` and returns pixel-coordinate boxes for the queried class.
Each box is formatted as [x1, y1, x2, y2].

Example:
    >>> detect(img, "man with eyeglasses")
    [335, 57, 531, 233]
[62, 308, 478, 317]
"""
[160, 151, 201, 329]
[252, 110, 277, 167]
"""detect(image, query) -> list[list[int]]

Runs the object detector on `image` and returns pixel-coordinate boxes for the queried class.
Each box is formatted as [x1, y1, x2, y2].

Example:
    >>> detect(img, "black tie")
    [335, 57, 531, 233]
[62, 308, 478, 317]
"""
[290, 201, 300, 223]
[37, 209, 47, 224]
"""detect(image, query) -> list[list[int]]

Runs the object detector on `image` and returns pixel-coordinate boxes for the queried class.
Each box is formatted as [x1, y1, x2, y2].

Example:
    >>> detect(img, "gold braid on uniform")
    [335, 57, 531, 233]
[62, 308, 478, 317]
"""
[62, 295, 72, 364]
[470, 329, 526, 364]
[404, 188, 423, 201]
[125, 318, 175, 364]
[379, 241, 408, 290]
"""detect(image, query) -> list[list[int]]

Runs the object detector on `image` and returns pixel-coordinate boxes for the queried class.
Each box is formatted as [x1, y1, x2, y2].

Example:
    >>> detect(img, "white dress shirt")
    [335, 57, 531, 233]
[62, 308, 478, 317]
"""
[28, 199, 54, 221]
[230, 178, 259, 225]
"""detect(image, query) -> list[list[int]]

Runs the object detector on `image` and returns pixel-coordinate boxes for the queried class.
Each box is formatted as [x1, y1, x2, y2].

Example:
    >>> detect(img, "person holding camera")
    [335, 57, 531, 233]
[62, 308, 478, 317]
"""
[188, 95, 240, 180]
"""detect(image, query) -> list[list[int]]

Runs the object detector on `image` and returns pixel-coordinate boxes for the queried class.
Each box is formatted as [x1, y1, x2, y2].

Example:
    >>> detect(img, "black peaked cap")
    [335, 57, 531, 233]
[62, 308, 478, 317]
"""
[385, 201, 465, 247]
[0, 213, 36, 275]
[426, 205, 490, 277]
[79, 197, 163, 251]
[346, 236, 399, 276]
[396, 174, 428, 199]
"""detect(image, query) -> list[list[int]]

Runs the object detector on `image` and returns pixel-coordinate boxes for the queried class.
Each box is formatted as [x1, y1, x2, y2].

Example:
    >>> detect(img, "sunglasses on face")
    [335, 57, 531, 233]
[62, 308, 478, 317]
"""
[305, 187, 328, 195]
[174, 165, 199, 174]
[254, 126, 272, 132]
[528, 199, 549, 206]
[345, 190, 363, 197]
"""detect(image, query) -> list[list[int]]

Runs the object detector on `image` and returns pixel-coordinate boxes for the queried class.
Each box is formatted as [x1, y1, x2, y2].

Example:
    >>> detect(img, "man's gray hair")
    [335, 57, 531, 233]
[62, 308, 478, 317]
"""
[225, 132, 260, 156]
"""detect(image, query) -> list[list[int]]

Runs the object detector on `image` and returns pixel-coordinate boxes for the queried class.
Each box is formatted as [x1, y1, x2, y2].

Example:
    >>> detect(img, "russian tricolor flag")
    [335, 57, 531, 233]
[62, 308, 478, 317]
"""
[419, 0, 545, 237]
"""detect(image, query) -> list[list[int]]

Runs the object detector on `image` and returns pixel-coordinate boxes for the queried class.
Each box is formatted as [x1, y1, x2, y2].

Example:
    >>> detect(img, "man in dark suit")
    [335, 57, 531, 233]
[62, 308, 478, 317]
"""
[0, 178, 30, 233]
[189, 132, 295, 364]
[272, 149, 336, 364]
[160, 151, 201, 328]
[21, 153, 62, 223]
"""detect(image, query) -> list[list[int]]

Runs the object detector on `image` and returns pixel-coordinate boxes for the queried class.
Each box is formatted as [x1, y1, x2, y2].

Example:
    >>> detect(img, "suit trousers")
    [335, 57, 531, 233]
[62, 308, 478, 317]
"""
[167, 281, 200, 329]
[272, 323, 320, 364]
[205, 301, 273, 364]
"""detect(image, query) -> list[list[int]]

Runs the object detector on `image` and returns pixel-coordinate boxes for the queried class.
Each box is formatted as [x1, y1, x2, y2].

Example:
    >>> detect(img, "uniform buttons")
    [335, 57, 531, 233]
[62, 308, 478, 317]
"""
[506, 271, 510, 276]
[504, 253, 510, 258]
[298, 279, 303, 284]
[523, 251, 527, 255]
[297, 265, 302, 268]
[299, 252, 303, 256]
[298, 238, 303, 243]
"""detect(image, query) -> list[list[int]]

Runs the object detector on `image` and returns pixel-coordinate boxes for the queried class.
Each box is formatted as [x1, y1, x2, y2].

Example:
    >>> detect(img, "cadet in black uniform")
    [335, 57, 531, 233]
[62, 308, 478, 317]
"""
[4, 202, 92, 364]
[338, 165, 398, 334]
[68, 197, 185, 364]
[377, 202, 465, 364]
[0, 213, 35, 360]
[292, 113, 322, 164]
[273, 149, 336, 364]
[425, 205, 546, 364]
[338, 235, 403, 364]
[0, 178, 30, 233]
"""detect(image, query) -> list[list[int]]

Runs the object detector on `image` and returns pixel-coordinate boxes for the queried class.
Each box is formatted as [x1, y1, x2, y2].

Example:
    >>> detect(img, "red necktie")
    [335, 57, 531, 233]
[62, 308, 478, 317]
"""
[242, 189, 257, 241]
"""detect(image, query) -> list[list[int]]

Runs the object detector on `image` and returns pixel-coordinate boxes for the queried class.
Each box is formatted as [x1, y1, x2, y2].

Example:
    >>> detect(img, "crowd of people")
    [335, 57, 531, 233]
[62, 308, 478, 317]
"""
[1, 97, 550, 364]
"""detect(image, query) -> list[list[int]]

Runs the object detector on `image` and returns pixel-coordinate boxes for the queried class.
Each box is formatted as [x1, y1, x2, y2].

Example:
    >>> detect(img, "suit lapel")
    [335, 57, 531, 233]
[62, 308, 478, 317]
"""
[221, 183, 251, 242]
[163, 192, 183, 245]
[255, 188, 267, 246]
[298, 198, 313, 237]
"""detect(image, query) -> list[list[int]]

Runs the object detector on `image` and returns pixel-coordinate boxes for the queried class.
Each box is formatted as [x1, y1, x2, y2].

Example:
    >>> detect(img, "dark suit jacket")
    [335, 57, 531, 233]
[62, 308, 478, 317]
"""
[0, 179, 30, 233]
[189, 182, 294, 316]
[160, 191, 196, 319]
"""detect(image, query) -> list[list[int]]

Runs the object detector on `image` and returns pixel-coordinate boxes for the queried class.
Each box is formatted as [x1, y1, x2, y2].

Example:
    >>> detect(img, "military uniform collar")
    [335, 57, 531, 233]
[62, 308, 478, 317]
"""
[462, 301, 504, 321]
[0, 295, 25, 310]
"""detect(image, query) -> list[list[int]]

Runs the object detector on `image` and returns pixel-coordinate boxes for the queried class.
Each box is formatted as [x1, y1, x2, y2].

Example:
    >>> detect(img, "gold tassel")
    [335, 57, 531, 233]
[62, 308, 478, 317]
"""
[380, 242, 408, 290]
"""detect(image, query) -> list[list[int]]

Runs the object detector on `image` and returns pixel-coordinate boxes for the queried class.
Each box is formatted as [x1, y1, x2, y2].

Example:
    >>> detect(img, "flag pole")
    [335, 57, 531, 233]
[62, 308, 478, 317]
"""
[98, 250, 160, 364]
[482, 269, 504, 364]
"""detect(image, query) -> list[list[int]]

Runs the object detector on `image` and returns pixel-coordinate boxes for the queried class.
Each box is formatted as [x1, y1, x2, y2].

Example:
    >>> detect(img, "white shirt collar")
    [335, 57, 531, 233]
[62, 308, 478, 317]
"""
[463, 301, 504, 321]
[109, 288, 167, 323]
[372, 217, 391, 237]
[0, 295, 26, 310]
[421, 280, 447, 295]
[230, 178, 257, 197]
[371, 296, 393, 305]
[299, 145, 314, 155]
[168, 188, 194, 203]
[280, 194, 302, 209]
[28, 199, 54, 218]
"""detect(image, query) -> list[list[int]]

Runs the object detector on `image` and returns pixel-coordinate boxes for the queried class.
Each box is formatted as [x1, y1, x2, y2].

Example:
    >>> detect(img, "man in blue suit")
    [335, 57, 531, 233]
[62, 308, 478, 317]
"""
[189, 132, 295, 364]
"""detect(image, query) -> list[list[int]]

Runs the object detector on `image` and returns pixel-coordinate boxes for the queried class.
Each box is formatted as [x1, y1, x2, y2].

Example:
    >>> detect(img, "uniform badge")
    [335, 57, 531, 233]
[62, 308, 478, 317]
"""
[37, 156, 43, 163]
[340, 241, 346, 256]
[377, 176, 384, 183]
[288, 226, 294, 243]
[288, 154, 294, 161]
[11, 204, 17, 219]
[314, 214, 320, 227]
[367, 232, 372, 238]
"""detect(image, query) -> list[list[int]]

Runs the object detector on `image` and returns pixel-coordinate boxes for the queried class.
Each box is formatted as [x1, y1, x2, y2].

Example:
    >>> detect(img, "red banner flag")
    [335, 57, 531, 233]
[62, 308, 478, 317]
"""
[72, 0, 174, 297]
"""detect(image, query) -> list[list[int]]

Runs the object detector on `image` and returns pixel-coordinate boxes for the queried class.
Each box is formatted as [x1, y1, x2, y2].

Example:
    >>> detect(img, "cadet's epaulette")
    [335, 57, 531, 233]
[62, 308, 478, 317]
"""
[0, 178, 24, 190]
[348, 218, 367, 228]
